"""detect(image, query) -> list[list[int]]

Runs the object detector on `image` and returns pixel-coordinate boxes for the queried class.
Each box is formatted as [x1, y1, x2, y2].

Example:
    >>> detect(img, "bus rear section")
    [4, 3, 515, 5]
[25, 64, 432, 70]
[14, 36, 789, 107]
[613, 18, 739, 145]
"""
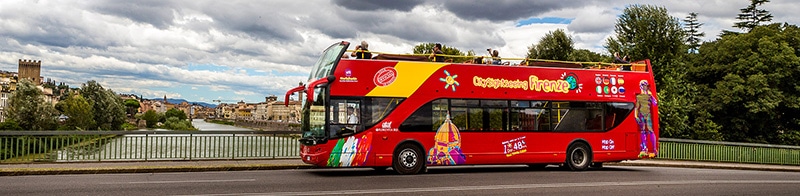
[289, 42, 659, 174]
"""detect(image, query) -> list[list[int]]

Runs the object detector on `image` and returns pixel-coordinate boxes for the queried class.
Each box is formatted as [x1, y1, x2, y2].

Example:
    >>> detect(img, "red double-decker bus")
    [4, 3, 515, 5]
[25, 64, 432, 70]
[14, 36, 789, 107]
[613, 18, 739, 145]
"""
[286, 42, 659, 174]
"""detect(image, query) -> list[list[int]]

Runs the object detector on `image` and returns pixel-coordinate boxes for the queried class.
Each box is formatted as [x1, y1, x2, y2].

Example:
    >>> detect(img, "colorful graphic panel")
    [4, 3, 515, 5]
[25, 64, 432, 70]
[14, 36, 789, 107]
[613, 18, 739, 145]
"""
[326, 132, 373, 167]
[427, 116, 466, 165]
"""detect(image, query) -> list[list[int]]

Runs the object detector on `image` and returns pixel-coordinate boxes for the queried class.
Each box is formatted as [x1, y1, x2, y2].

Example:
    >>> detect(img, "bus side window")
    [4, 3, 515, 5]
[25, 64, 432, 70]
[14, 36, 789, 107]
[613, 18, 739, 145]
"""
[329, 99, 361, 137]
[605, 102, 633, 130]
[399, 99, 447, 132]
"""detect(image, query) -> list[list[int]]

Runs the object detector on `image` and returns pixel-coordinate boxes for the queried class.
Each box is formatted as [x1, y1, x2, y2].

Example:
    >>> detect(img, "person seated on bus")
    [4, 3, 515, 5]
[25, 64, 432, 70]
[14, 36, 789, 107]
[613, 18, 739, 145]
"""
[343, 106, 359, 133]
[487, 49, 502, 65]
[429, 43, 445, 62]
[620, 56, 632, 71]
[472, 56, 484, 64]
[328, 106, 359, 137]
[346, 106, 358, 125]
[613, 52, 629, 64]
[350, 41, 372, 59]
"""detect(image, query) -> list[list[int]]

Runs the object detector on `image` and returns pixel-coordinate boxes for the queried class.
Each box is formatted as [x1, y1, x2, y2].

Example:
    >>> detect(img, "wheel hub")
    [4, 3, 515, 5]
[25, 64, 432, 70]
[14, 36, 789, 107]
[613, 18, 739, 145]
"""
[572, 149, 586, 165]
[400, 149, 417, 168]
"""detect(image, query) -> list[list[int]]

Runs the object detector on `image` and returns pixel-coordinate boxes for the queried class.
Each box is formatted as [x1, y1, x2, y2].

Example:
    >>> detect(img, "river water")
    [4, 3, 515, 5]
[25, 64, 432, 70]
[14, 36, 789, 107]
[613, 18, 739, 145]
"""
[55, 119, 297, 161]
[192, 119, 254, 131]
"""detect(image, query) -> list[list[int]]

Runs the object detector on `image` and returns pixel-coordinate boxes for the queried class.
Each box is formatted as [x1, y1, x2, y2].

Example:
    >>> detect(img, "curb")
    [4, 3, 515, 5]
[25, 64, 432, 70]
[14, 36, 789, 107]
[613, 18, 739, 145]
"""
[0, 164, 316, 176]
[608, 161, 800, 172]
[4, 161, 800, 176]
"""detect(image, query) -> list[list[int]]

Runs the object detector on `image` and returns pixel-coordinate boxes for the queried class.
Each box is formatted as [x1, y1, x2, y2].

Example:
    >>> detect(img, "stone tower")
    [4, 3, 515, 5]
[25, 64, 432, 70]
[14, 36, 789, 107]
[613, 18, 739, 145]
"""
[297, 82, 304, 102]
[18, 59, 41, 84]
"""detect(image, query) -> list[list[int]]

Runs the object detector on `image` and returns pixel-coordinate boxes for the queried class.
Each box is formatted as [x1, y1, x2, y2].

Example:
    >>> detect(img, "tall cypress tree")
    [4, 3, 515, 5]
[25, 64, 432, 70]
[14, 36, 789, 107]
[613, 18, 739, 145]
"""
[734, 0, 773, 31]
[683, 12, 705, 53]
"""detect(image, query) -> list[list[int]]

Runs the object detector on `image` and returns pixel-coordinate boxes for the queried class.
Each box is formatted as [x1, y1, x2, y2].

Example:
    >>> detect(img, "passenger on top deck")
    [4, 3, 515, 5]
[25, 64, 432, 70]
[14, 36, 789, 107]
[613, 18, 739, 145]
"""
[429, 43, 445, 62]
[350, 41, 372, 59]
[613, 52, 629, 64]
[487, 48, 502, 65]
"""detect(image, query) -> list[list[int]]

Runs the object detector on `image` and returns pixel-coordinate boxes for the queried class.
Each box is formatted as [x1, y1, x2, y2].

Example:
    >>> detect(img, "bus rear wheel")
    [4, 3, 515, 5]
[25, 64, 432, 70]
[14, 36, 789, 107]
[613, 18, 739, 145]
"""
[392, 143, 424, 175]
[565, 142, 592, 171]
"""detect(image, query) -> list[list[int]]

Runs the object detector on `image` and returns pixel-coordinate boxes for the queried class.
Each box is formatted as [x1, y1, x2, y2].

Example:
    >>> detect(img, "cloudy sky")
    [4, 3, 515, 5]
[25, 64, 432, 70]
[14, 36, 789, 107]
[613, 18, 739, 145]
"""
[1, 0, 798, 104]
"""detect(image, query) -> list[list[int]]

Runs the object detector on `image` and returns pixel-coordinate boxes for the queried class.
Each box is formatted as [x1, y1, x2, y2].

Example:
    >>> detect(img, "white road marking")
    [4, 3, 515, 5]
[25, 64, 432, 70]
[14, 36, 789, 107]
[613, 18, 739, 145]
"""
[124, 179, 255, 184]
[179, 180, 800, 196]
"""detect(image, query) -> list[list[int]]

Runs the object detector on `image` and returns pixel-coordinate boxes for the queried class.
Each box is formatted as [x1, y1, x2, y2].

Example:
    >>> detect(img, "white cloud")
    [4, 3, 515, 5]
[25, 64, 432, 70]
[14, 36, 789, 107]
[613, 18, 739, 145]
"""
[1, 0, 798, 103]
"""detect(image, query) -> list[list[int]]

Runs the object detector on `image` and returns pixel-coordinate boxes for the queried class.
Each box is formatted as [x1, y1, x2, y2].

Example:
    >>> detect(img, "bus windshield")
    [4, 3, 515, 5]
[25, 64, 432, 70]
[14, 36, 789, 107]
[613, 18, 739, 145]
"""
[308, 42, 348, 81]
[302, 87, 326, 138]
[300, 42, 348, 144]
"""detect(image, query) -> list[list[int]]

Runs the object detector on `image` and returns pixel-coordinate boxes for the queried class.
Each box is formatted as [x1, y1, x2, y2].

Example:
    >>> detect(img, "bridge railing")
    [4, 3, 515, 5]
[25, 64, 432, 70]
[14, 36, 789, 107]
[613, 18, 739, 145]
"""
[658, 138, 800, 165]
[0, 131, 301, 163]
[3, 132, 800, 165]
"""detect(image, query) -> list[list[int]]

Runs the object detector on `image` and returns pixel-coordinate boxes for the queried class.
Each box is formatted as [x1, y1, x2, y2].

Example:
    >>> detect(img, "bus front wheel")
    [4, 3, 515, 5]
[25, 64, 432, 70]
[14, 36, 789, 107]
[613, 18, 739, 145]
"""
[565, 142, 592, 171]
[392, 143, 424, 175]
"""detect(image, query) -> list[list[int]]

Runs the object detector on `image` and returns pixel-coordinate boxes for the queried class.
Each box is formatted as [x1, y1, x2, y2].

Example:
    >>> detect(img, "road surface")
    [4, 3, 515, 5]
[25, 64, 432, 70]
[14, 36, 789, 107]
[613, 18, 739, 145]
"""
[2, 165, 799, 195]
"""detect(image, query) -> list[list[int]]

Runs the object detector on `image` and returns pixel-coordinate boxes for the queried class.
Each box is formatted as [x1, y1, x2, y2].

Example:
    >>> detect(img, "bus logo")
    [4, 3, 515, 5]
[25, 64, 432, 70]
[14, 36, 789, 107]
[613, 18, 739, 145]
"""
[376, 121, 398, 132]
[373, 67, 397, 86]
[439, 70, 460, 92]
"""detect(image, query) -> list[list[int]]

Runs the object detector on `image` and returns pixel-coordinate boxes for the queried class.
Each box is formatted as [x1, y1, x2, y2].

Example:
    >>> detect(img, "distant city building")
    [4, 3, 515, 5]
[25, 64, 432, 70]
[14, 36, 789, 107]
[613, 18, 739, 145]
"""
[218, 103, 234, 119]
[0, 71, 17, 92]
[18, 59, 41, 85]
[268, 100, 301, 122]
[0, 91, 9, 122]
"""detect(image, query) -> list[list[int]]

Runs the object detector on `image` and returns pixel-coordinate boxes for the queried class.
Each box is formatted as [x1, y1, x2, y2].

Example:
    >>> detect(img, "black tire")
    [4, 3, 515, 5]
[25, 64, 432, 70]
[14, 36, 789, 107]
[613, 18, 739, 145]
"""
[392, 143, 425, 175]
[565, 142, 592, 171]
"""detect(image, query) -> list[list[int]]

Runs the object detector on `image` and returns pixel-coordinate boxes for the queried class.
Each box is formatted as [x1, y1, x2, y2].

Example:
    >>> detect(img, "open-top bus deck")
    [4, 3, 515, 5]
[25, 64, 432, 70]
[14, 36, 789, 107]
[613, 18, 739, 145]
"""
[287, 42, 659, 174]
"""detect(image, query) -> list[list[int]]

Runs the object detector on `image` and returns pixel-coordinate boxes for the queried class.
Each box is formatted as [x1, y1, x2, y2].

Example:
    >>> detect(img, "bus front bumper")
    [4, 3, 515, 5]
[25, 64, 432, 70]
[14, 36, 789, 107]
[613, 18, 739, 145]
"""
[300, 145, 328, 166]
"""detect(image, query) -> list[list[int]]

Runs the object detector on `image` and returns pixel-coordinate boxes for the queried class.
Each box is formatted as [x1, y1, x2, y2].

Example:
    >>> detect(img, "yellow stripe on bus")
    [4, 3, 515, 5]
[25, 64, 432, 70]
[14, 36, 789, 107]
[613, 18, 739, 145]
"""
[366, 61, 446, 97]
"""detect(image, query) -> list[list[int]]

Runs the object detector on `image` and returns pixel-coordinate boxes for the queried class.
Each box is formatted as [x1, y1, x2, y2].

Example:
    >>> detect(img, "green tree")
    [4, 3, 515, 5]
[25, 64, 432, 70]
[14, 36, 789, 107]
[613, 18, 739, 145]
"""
[162, 116, 196, 130]
[689, 23, 800, 145]
[525, 44, 539, 60]
[58, 92, 95, 130]
[605, 5, 710, 141]
[734, 0, 773, 31]
[0, 120, 23, 130]
[684, 12, 705, 53]
[5, 79, 58, 130]
[412, 43, 471, 63]
[165, 108, 187, 121]
[605, 4, 686, 84]
[80, 81, 126, 130]
[657, 60, 723, 140]
[142, 110, 161, 128]
[123, 99, 141, 118]
[568, 49, 607, 62]
[527, 29, 574, 61]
